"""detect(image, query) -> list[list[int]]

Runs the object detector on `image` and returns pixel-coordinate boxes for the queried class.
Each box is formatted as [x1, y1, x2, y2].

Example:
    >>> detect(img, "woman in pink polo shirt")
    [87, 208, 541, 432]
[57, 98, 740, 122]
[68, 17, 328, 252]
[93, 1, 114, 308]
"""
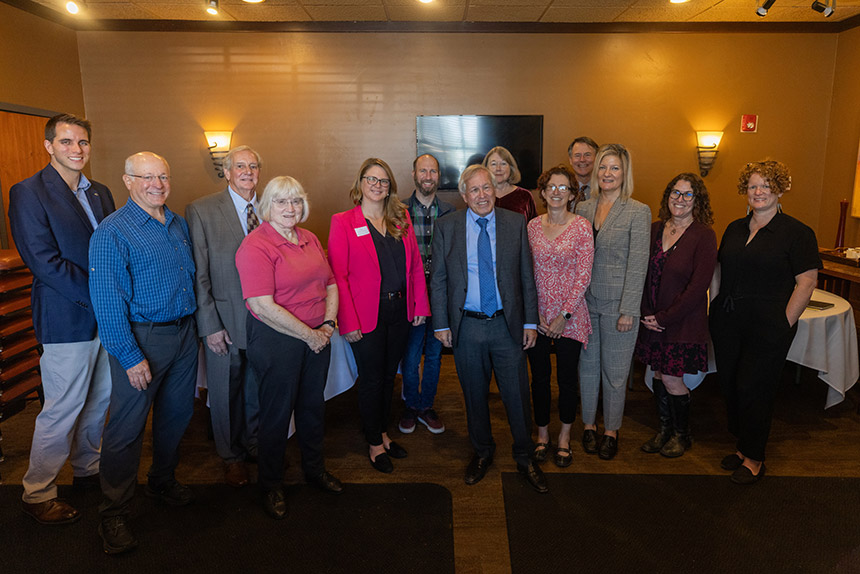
[328, 158, 430, 474]
[236, 176, 342, 520]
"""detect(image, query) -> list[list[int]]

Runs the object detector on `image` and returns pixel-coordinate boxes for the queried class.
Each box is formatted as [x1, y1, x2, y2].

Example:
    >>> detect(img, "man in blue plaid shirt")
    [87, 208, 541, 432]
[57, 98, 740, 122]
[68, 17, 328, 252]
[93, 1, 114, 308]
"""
[399, 154, 455, 435]
[89, 152, 198, 555]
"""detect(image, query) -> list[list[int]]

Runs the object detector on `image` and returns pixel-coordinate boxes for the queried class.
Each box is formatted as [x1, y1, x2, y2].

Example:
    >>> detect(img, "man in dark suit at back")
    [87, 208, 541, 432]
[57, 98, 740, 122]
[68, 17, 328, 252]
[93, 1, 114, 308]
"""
[9, 113, 116, 524]
[430, 164, 547, 493]
[186, 145, 263, 488]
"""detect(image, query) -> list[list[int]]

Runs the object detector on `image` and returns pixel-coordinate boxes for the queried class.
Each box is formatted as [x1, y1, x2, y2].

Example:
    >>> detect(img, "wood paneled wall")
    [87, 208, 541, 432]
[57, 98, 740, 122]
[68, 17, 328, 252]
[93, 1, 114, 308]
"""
[0, 111, 50, 249]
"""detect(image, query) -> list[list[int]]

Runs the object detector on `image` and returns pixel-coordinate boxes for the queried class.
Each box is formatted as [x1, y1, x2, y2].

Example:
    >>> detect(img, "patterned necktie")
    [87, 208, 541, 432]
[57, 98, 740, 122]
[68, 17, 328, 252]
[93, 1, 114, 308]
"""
[477, 217, 496, 316]
[246, 203, 259, 233]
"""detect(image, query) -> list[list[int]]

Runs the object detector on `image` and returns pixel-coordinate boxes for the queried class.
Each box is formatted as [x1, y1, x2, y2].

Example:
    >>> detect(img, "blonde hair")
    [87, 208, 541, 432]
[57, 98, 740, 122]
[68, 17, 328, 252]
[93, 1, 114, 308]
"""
[258, 176, 309, 224]
[348, 158, 409, 239]
[591, 143, 634, 201]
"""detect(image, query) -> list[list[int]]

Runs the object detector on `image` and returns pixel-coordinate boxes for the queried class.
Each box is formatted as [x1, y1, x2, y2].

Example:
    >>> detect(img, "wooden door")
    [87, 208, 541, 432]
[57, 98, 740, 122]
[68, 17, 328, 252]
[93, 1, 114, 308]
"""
[0, 111, 50, 250]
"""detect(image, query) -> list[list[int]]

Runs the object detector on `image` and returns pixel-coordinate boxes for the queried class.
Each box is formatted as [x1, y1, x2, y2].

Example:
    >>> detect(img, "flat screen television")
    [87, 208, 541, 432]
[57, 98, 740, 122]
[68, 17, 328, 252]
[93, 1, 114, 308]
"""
[416, 115, 544, 192]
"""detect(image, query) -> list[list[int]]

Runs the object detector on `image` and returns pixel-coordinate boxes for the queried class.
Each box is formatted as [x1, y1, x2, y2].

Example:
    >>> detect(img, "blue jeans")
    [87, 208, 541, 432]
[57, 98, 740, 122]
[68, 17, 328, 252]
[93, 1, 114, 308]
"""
[401, 321, 442, 411]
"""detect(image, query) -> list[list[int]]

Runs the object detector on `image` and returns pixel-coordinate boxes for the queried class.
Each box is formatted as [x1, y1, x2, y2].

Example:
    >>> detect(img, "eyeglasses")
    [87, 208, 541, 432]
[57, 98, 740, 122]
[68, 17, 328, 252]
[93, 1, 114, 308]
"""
[546, 184, 570, 192]
[273, 198, 303, 207]
[127, 174, 170, 183]
[363, 175, 391, 188]
[747, 183, 772, 192]
[669, 190, 695, 201]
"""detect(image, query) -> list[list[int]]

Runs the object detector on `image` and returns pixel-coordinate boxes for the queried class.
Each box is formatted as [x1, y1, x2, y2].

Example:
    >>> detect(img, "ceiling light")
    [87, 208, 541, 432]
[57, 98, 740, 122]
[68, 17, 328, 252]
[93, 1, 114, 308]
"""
[811, 0, 835, 17]
[206, 0, 218, 15]
[669, 0, 690, 4]
[242, 0, 265, 3]
[418, 0, 433, 3]
[65, 1, 79, 14]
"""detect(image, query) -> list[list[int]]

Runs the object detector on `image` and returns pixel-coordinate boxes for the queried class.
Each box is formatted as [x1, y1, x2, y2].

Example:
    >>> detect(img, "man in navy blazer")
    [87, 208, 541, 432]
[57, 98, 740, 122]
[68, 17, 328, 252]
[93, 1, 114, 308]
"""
[9, 113, 115, 525]
[430, 165, 547, 493]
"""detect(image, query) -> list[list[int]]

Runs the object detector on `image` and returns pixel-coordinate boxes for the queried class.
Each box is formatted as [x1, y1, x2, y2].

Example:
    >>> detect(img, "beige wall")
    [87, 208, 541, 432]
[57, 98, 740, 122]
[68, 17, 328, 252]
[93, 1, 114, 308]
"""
[0, 3, 85, 115]
[821, 26, 860, 248]
[75, 31, 838, 243]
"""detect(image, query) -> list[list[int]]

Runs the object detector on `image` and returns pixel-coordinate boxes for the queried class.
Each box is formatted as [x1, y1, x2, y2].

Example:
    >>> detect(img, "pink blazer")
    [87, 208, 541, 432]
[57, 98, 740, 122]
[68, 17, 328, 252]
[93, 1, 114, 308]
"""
[328, 205, 430, 334]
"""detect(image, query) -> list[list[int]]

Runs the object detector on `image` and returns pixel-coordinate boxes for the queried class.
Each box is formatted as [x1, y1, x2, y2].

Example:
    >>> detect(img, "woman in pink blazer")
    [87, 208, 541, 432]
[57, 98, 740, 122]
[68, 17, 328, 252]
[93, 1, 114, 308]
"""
[328, 158, 430, 473]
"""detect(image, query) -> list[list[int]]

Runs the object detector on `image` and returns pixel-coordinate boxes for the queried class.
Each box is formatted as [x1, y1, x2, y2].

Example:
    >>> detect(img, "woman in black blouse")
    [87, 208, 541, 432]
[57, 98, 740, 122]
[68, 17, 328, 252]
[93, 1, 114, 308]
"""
[709, 160, 820, 484]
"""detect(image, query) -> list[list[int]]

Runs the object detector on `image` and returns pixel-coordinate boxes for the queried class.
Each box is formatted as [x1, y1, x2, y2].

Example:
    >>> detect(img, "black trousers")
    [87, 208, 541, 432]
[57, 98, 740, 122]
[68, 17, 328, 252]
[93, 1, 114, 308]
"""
[349, 298, 409, 446]
[246, 314, 330, 491]
[709, 298, 796, 462]
[527, 334, 583, 427]
[99, 317, 198, 517]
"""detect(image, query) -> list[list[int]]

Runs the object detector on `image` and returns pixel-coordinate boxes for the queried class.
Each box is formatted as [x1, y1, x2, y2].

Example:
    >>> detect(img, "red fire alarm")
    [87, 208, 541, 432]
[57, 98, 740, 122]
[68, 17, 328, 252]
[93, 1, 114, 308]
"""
[741, 115, 758, 133]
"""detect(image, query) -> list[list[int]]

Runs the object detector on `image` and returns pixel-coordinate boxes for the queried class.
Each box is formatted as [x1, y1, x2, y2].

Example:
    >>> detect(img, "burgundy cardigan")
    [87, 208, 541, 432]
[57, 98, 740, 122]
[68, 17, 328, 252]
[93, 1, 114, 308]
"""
[638, 220, 717, 345]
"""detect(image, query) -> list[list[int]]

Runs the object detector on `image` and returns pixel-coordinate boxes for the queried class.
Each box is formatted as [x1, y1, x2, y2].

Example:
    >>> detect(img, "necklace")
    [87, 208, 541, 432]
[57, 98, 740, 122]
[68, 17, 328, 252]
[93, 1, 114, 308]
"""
[668, 218, 693, 236]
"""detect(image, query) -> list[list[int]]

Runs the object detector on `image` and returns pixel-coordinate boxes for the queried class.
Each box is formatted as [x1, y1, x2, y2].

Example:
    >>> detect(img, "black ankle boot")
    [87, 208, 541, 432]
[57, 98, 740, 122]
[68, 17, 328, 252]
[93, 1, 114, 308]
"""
[661, 393, 692, 458]
[641, 379, 672, 453]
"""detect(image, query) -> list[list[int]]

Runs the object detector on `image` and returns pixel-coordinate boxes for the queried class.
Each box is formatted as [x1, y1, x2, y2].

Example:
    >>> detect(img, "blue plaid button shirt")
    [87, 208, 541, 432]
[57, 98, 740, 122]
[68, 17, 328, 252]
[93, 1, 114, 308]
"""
[89, 201, 196, 369]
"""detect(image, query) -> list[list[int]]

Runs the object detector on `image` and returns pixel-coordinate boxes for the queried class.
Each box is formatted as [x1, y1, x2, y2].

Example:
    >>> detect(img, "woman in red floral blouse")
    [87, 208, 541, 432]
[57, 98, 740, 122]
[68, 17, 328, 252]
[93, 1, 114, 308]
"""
[526, 165, 593, 468]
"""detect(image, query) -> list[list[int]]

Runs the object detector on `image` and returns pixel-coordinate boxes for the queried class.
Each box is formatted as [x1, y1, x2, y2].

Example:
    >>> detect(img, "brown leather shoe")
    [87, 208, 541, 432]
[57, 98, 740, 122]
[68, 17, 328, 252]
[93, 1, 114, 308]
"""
[22, 499, 81, 525]
[225, 461, 250, 488]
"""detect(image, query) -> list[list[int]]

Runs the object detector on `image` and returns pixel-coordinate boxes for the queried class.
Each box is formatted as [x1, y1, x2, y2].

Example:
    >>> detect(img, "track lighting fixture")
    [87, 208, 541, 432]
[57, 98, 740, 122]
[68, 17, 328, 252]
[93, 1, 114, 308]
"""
[755, 0, 776, 17]
[206, 0, 218, 15]
[811, 0, 835, 17]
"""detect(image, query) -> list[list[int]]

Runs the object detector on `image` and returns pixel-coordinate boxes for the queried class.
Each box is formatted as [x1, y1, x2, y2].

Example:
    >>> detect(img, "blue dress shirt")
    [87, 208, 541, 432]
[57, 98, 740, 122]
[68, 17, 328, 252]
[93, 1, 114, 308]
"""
[89, 201, 197, 369]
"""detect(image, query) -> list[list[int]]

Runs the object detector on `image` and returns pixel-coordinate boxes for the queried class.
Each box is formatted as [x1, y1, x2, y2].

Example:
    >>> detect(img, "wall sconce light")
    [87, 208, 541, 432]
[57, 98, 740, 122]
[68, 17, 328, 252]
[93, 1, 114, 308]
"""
[756, 0, 776, 17]
[206, 0, 219, 15]
[811, 0, 834, 17]
[696, 131, 723, 177]
[204, 131, 232, 178]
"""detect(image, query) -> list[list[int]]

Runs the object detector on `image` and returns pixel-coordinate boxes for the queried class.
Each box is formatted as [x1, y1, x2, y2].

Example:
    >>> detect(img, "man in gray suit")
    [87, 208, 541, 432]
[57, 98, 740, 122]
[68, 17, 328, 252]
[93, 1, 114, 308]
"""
[568, 136, 599, 200]
[431, 164, 547, 493]
[186, 145, 262, 487]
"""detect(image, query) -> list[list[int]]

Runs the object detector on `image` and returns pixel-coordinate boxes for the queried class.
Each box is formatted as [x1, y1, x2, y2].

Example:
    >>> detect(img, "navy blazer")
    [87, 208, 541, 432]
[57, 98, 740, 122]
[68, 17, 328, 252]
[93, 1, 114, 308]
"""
[8, 163, 116, 344]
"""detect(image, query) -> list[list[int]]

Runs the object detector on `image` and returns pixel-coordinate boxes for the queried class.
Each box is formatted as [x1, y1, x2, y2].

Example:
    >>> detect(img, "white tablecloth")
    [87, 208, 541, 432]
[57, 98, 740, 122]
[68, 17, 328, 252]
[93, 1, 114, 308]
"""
[786, 289, 859, 409]
[645, 289, 859, 409]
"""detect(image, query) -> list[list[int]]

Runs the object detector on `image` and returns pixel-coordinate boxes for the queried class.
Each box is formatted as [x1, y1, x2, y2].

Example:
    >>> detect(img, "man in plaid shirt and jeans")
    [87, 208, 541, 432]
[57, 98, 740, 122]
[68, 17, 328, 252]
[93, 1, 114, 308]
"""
[399, 154, 455, 434]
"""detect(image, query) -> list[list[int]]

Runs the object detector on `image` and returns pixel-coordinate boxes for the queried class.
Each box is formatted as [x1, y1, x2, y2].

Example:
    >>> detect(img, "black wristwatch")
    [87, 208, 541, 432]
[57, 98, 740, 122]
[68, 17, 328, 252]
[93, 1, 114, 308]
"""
[320, 320, 336, 329]
[562, 311, 572, 320]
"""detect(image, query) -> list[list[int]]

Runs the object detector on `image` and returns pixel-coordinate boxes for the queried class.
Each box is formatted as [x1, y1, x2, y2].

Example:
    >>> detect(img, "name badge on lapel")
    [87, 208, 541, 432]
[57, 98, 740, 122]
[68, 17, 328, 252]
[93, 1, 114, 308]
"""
[355, 226, 370, 237]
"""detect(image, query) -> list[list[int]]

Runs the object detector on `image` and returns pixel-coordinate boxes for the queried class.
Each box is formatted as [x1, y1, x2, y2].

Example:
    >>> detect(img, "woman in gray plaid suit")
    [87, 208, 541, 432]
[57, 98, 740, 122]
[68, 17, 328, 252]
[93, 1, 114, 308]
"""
[575, 144, 651, 460]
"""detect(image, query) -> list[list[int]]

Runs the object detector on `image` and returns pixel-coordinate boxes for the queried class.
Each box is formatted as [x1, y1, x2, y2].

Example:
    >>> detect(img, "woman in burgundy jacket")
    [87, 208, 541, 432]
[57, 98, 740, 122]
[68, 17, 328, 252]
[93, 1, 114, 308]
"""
[635, 173, 717, 458]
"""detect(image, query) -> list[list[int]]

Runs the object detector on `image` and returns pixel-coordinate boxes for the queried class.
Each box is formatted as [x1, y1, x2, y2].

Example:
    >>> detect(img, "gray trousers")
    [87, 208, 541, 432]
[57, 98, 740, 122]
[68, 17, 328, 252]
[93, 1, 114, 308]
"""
[203, 343, 257, 463]
[453, 315, 533, 467]
[22, 338, 111, 503]
[579, 299, 639, 431]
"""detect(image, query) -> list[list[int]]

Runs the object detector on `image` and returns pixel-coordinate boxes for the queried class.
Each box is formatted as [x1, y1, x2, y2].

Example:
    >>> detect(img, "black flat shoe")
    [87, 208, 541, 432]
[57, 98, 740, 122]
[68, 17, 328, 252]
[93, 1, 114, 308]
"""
[582, 429, 599, 454]
[384, 441, 408, 459]
[553, 447, 573, 468]
[533, 441, 551, 463]
[731, 463, 766, 485]
[720, 453, 744, 471]
[370, 452, 394, 474]
[517, 462, 549, 494]
[598, 434, 618, 460]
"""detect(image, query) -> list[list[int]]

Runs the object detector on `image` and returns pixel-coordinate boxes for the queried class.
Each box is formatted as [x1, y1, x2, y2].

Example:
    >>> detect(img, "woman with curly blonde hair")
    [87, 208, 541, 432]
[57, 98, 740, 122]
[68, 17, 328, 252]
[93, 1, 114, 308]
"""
[709, 160, 820, 484]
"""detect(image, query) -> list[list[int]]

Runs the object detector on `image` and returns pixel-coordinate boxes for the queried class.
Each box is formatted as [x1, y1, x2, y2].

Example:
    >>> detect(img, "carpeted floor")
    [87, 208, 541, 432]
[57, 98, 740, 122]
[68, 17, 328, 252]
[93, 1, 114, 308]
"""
[0, 482, 454, 574]
[502, 472, 860, 574]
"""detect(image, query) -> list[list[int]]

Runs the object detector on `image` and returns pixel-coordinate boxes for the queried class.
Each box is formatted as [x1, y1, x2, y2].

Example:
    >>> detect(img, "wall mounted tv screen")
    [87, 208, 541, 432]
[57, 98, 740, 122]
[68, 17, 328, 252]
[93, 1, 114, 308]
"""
[416, 115, 544, 192]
